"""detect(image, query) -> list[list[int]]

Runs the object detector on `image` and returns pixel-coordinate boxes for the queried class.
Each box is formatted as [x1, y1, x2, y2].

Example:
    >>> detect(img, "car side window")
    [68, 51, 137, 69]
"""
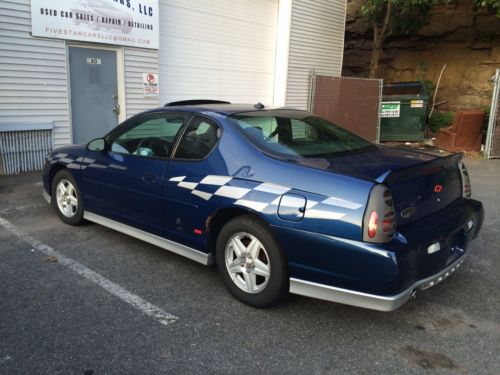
[290, 119, 318, 141]
[109, 112, 189, 159]
[238, 116, 278, 139]
[173, 116, 220, 160]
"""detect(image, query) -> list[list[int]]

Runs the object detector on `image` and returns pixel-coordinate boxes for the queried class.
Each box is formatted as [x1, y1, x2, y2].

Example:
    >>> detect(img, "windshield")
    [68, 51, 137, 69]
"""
[229, 111, 375, 159]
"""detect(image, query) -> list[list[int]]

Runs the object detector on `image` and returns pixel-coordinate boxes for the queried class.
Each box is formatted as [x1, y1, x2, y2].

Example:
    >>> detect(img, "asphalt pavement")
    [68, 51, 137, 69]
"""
[0, 158, 498, 374]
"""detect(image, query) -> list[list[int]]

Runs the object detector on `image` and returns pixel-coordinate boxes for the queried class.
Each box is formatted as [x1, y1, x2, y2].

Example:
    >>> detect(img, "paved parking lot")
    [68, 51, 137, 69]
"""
[0, 158, 499, 374]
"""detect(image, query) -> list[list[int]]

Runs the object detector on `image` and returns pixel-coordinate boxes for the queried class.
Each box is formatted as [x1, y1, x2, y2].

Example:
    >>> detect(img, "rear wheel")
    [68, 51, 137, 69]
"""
[51, 170, 84, 226]
[216, 215, 288, 307]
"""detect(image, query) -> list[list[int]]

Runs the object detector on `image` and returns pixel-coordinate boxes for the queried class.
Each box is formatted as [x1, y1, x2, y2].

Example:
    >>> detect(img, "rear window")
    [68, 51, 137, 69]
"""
[229, 111, 375, 159]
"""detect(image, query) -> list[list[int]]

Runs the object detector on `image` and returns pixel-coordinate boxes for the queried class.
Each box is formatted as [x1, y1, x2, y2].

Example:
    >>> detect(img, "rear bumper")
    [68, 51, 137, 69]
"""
[279, 198, 483, 310]
[290, 254, 466, 312]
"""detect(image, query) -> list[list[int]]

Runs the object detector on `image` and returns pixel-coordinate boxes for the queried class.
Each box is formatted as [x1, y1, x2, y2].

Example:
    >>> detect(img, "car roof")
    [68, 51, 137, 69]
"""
[142, 103, 307, 116]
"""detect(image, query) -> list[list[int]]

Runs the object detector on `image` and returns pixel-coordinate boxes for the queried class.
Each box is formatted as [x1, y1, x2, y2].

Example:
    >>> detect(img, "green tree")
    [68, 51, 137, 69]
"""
[475, 0, 500, 15]
[362, 0, 500, 78]
[362, 0, 447, 78]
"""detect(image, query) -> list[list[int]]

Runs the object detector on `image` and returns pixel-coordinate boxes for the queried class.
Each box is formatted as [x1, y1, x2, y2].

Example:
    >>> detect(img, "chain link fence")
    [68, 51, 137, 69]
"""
[485, 69, 500, 159]
[310, 75, 383, 143]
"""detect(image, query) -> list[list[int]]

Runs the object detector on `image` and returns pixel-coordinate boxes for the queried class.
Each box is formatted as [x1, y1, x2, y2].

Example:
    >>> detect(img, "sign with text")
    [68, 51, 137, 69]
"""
[411, 99, 424, 108]
[86, 57, 101, 64]
[143, 72, 159, 97]
[381, 101, 401, 118]
[31, 0, 159, 49]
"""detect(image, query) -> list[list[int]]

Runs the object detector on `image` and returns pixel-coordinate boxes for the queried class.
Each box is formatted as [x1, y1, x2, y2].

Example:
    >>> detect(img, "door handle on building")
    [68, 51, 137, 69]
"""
[113, 104, 120, 115]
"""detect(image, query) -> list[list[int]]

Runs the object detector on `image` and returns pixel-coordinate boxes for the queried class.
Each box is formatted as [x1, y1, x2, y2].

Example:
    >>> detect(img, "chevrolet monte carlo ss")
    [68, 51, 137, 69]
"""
[42, 101, 484, 310]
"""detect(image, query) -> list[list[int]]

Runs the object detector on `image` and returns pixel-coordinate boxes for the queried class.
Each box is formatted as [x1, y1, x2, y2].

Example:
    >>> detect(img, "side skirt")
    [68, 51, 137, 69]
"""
[43, 189, 51, 204]
[83, 211, 214, 266]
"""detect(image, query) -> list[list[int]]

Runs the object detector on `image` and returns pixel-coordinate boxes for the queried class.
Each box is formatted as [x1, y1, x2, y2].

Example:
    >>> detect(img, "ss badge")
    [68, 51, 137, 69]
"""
[401, 207, 416, 219]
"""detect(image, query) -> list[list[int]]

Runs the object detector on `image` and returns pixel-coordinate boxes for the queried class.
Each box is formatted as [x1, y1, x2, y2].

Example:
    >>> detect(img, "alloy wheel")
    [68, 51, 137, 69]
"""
[55, 179, 78, 218]
[224, 232, 271, 294]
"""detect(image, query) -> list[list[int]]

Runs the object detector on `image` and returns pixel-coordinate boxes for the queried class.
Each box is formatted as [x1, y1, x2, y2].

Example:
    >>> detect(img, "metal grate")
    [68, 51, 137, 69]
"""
[485, 69, 500, 159]
[0, 123, 53, 175]
[311, 75, 383, 143]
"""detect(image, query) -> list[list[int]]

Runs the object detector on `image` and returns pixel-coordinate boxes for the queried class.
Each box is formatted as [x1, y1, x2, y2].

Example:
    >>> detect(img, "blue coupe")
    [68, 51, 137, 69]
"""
[42, 101, 484, 310]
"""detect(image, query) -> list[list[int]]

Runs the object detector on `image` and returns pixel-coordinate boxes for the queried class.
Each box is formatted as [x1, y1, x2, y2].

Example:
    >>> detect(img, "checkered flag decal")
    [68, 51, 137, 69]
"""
[47, 153, 127, 171]
[170, 175, 362, 219]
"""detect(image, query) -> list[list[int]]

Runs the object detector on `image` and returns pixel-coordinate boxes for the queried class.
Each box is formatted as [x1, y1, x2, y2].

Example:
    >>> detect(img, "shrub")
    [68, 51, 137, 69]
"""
[428, 111, 454, 133]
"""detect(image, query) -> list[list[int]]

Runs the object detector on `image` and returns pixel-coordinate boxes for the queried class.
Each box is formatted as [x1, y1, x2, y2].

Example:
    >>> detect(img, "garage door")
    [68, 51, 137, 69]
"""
[159, 0, 279, 105]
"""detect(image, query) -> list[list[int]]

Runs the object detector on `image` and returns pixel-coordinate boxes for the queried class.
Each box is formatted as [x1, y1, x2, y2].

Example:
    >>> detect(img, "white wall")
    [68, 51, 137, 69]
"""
[158, 0, 279, 106]
[0, 0, 347, 151]
[0, 0, 70, 148]
[0, 0, 159, 147]
[157, 0, 346, 110]
[285, 0, 346, 110]
[123, 47, 160, 118]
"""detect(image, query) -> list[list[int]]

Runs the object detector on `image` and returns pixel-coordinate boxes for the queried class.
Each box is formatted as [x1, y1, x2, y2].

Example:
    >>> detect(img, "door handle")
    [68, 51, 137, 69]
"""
[113, 104, 120, 115]
[142, 174, 155, 183]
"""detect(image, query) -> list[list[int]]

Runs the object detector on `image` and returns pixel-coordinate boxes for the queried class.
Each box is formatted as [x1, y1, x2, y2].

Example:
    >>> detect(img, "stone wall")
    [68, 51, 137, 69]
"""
[342, 0, 500, 111]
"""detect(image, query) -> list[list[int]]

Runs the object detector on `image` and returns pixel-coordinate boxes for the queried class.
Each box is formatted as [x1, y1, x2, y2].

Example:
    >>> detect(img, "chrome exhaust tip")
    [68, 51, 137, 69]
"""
[410, 290, 417, 301]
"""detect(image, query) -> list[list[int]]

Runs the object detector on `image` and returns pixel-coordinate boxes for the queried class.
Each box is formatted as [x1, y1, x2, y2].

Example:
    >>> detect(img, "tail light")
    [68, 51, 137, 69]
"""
[458, 161, 471, 199]
[367, 211, 378, 238]
[363, 184, 395, 243]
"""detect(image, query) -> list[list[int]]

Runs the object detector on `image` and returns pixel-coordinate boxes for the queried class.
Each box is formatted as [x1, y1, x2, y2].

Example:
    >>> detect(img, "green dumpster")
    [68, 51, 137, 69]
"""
[379, 82, 429, 142]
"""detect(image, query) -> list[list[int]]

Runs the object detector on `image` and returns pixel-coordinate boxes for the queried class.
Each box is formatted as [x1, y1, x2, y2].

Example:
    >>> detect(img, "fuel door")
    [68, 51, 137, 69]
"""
[278, 193, 306, 222]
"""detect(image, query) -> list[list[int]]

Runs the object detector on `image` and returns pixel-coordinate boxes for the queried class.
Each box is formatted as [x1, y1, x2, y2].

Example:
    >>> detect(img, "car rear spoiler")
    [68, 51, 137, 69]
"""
[375, 152, 463, 185]
[164, 100, 231, 106]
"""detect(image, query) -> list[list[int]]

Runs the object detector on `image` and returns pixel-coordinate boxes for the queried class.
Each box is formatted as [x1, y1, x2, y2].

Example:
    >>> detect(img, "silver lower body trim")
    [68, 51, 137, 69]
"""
[289, 255, 466, 312]
[43, 189, 51, 204]
[83, 211, 214, 266]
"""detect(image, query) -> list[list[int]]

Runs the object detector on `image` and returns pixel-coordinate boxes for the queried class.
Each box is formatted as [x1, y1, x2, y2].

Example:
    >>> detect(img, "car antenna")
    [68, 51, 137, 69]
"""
[254, 102, 265, 110]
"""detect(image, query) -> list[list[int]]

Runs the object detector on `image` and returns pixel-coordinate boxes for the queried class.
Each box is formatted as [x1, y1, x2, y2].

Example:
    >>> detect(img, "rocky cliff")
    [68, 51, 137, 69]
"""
[342, 0, 500, 111]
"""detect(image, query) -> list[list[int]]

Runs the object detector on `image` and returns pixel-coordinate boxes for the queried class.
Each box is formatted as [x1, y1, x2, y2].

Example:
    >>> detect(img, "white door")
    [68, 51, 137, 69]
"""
[158, 0, 279, 105]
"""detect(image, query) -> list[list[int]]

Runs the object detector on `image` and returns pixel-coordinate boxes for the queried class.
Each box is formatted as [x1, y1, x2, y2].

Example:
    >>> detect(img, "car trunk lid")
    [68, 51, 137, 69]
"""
[291, 146, 464, 226]
[377, 152, 463, 226]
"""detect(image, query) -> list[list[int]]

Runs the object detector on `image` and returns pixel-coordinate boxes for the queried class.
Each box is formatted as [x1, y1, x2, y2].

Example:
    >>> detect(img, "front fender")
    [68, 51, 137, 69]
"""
[42, 147, 88, 196]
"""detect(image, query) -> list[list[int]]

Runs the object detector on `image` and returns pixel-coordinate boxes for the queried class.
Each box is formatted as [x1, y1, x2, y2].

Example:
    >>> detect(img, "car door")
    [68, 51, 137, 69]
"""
[162, 115, 225, 250]
[81, 111, 190, 234]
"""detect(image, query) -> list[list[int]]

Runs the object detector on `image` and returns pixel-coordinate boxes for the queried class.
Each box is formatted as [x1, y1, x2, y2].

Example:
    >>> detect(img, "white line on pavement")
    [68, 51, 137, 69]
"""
[0, 202, 46, 214]
[0, 216, 178, 326]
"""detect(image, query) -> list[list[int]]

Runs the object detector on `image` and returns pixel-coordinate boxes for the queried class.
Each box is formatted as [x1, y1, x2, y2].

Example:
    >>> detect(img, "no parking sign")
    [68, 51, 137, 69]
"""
[143, 72, 159, 97]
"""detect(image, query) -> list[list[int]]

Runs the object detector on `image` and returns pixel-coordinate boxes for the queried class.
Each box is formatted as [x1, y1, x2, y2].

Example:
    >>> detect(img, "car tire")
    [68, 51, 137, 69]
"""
[51, 170, 85, 226]
[216, 215, 289, 308]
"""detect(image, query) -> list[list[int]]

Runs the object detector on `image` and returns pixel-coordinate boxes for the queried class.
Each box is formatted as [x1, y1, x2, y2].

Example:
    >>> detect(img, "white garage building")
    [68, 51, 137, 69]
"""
[0, 0, 346, 173]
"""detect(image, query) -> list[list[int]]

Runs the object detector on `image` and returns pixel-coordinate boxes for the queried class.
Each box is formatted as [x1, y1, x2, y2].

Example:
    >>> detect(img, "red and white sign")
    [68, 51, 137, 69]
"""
[146, 73, 155, 84]
[142, 72, 159, 97]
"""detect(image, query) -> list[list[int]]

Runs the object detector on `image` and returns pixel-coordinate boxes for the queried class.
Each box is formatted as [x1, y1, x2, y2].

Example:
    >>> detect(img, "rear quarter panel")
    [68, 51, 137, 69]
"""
[186, 115, 375, 241]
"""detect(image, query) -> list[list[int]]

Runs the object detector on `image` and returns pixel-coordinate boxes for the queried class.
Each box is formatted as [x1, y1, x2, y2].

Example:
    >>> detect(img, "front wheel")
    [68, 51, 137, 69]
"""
[51, 170, 85, 226]
[216, 215, 288, 307]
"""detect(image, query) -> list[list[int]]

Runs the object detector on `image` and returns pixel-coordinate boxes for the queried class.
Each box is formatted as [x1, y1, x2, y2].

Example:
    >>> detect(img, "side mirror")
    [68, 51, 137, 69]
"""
[87, 138, 107, 151]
